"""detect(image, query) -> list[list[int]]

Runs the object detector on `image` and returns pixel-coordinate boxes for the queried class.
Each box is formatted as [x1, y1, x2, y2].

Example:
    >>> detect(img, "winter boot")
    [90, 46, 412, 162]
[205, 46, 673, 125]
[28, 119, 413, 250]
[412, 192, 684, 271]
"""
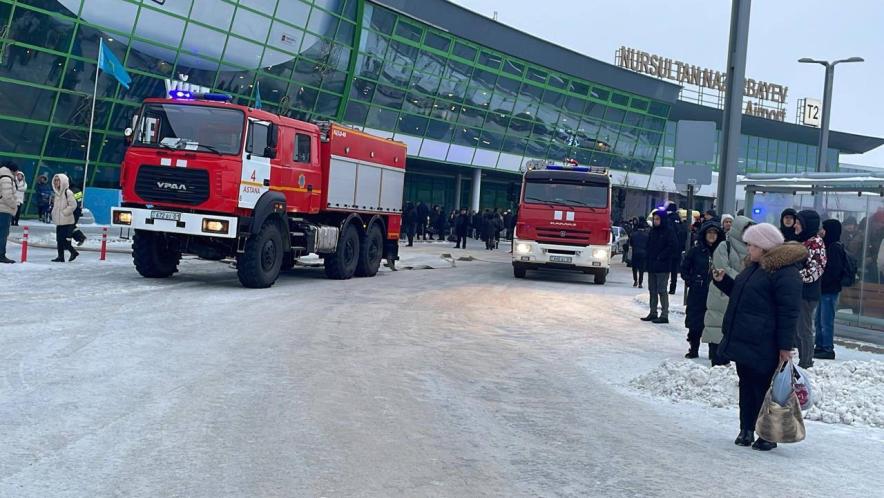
[734, 430, 755, 447]
[752, 438, 777, 451]
[69, 250, 79, 262]
[652, 317, 669, 324]
[640, 313, 658, 322]
[51, 257, 65, 262]
[814, 350, 835, 360]
[685, 337, 700, 358]
[0, 256, 15, 264]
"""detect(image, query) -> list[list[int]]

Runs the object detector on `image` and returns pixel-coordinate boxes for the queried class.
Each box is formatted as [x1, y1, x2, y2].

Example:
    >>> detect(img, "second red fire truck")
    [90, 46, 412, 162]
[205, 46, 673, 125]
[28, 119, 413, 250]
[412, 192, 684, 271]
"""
[112, 92, 405, 288]
[512, 161, 613, 284]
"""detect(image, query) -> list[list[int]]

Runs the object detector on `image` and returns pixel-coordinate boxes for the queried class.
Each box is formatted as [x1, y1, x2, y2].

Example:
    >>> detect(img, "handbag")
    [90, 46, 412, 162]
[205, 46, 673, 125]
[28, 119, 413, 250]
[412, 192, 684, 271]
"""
[755, 362, 807, 443]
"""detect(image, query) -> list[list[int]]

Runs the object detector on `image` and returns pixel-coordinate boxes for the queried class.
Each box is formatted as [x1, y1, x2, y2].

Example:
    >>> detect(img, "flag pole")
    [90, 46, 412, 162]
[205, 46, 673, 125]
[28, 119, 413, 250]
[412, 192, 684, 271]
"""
[82, 39, 102, 202]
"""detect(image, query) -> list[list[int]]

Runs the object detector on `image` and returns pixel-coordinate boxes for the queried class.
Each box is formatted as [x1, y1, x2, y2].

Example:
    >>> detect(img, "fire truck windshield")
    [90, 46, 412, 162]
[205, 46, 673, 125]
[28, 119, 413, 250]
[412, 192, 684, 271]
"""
[524, 181, 608, 208]
[134, 104, 244, 155]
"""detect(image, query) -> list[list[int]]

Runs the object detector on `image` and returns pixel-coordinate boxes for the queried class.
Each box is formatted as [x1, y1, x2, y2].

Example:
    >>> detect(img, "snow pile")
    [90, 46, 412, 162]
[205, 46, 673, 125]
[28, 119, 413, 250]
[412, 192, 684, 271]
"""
[631, 359, 884, 428]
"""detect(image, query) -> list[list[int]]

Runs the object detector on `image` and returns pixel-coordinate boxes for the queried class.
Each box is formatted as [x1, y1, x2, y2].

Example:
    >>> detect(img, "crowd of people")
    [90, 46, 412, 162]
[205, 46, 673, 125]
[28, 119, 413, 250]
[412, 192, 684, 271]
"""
[626, 201, 856, 451]
[401, 201, 516, 251]
[0, 160, 87, 264]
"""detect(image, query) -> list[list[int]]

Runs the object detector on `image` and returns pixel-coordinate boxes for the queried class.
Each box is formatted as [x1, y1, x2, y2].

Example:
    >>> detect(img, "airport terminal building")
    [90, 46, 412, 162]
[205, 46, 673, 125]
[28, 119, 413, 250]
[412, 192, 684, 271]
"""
[1, 0, 882, 219]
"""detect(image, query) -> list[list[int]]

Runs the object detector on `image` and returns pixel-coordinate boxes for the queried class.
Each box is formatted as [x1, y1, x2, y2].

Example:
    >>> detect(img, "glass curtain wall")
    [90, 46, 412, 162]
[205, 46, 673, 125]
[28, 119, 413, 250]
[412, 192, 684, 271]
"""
[0, 0, 358, 215]
[345, 3, 670, 174]
[655, 120, 841, 174]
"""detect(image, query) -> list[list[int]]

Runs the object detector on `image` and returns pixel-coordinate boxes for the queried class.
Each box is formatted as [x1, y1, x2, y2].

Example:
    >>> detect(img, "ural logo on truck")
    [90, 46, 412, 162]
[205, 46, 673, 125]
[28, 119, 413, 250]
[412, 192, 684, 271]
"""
[512, 160, 612, 284]
[112, 91, 406, 288]
[157, 182, 186, 191]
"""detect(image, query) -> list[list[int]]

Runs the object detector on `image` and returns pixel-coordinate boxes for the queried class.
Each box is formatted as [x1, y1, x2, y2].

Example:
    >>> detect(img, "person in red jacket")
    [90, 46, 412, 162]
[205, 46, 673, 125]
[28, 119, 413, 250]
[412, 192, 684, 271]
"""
[793, 210, 827, 369]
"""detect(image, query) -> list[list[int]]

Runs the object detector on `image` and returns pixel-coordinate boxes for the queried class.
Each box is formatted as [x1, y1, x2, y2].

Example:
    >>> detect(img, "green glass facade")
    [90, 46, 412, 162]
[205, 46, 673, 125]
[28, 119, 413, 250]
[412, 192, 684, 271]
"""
[655, 121, 841, 174]
[0, 0, 860, 216]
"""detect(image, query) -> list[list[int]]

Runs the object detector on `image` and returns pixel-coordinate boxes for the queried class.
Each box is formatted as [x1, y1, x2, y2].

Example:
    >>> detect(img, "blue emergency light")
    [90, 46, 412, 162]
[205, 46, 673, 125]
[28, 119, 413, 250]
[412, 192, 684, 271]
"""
[170, 90, 194, 99]
[169, 90, 232, 102]
[753, 207, 762, 215]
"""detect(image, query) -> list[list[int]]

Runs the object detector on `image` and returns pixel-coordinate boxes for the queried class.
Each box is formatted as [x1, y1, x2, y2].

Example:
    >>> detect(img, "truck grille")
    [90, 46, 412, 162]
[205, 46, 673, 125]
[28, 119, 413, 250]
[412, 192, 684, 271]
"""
[536, 227, 592, 246]
[134, 165, 210, 206]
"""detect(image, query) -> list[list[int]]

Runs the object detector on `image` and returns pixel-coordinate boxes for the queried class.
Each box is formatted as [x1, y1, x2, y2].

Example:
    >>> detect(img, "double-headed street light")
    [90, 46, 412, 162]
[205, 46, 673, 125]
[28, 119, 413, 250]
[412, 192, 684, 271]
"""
[798, 56, 864, 173]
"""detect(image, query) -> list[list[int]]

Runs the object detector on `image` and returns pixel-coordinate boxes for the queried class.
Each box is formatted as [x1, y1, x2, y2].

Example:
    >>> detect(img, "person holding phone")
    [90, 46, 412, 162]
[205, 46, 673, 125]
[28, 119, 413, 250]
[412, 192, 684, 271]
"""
[711, 223, 805, 451]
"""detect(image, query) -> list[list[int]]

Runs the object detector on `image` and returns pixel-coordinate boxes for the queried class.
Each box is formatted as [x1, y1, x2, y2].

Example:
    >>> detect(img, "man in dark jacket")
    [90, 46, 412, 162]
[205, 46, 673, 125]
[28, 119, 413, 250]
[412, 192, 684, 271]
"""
[780, 208, 798, 242]
[642, 209, 678, 324]
[681, 221, 725, 358]
[35, 174, 52, 223]
[627, 218, 650, 288]
[403, 202, 416, 246]
[454, 208, 470, 249]
[794, 209, 827, 369]
[666, 202, 687, 294]
[416, 201, 429, 240]
[815, 219, 845, 360]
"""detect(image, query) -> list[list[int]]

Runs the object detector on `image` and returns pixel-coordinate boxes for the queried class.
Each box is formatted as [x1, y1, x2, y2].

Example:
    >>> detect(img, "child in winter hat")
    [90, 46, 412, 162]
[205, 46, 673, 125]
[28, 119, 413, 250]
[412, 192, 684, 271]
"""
[741, 223, 785, 251]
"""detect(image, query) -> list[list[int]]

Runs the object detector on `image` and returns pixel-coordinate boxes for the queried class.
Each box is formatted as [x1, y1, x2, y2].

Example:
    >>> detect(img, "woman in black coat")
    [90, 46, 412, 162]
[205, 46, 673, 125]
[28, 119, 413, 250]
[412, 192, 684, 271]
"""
[712, 223, 806, 451]
[680, 221, 724, 358]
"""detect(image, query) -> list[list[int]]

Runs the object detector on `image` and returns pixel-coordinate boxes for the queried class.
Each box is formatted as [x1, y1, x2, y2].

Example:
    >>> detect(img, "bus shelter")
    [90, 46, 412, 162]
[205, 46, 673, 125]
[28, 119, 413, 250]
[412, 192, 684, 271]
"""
[740, 172, 884, 330]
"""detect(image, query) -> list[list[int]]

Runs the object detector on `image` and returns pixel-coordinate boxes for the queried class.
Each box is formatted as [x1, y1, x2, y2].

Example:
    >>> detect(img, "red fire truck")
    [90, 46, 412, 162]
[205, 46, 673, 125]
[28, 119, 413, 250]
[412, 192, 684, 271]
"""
[511, 161, 612, 284]
[111, 93, 405, 288]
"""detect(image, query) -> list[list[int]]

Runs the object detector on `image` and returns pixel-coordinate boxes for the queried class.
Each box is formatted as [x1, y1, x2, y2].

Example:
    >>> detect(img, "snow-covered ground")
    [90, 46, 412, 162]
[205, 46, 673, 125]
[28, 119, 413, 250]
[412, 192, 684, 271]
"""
[1, 244, 883, 497]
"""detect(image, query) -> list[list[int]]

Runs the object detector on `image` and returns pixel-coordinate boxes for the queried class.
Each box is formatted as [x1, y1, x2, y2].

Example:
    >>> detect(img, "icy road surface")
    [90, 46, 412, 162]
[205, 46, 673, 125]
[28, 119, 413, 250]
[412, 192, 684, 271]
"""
[1, 244, 882, 497]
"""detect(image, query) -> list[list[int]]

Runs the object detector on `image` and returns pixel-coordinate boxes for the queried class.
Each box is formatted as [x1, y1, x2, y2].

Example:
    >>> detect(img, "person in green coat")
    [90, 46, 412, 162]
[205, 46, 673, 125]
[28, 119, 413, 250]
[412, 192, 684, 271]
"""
[703, 215, 754, 365]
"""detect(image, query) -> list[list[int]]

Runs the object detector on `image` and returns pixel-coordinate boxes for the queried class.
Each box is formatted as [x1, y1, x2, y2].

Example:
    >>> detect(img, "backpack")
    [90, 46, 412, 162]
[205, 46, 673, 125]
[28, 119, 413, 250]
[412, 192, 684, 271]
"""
[839, 242, 857, 288]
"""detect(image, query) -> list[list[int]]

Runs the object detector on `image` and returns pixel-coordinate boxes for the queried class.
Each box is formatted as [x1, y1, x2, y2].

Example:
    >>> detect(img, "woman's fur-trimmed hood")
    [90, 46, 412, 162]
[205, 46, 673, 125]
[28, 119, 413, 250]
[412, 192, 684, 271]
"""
[760, 242, 809, 272]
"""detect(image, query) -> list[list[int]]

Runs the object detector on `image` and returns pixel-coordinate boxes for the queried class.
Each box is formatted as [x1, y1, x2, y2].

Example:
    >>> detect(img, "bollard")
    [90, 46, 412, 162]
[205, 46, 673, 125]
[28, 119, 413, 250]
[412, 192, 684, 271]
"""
[99, 226, 108, 261]
[20, 225, 28, 263]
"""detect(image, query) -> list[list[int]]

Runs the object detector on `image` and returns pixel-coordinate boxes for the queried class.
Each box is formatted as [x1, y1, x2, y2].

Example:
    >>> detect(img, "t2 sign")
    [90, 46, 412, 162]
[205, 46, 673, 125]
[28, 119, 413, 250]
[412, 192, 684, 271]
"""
[803, 98, 822, 127]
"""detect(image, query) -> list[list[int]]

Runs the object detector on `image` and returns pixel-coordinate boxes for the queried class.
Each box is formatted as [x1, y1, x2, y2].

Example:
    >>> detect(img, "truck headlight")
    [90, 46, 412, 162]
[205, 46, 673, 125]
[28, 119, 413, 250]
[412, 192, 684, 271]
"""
[202, 219, 229, 234]
[516, 243, 532, 254]
[114, 210, 132, 225]
[593, 249, 609, 259]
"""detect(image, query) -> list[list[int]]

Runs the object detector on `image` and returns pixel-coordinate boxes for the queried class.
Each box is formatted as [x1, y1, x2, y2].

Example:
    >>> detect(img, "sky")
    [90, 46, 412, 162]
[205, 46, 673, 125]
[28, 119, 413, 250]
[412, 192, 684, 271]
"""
[451, 0, 884, 167]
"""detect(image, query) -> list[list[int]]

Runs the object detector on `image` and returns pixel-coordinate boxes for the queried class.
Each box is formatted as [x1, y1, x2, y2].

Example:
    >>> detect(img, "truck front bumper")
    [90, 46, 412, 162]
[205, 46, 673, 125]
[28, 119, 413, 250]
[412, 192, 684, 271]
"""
[111, 207, 238, 239]
[511, 239, 610, 271]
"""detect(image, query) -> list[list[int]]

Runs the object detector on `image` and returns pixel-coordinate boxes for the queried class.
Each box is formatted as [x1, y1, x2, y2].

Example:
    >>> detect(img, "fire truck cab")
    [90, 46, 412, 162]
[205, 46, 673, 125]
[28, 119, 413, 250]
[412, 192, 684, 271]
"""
[111, 93, 405, 288]
[512, 161, 612, 284]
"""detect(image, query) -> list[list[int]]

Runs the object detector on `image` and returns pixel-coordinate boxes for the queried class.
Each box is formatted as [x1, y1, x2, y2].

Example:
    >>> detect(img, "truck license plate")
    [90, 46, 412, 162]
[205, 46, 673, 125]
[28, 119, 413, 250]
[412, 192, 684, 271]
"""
[550, 255, 572, 263]
[151, 210, 181, 221]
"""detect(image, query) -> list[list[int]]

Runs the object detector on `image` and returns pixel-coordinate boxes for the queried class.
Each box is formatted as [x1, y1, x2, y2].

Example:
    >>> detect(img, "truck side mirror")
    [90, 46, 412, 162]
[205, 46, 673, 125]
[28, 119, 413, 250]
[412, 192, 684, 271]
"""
[263, 146, 277, 158]
[124, 127, 133, 144]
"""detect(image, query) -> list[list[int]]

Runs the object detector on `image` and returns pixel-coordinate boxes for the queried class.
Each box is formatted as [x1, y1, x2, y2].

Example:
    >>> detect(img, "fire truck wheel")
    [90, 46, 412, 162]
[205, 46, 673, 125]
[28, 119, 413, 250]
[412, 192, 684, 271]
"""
[132, 230, 180, 278]
[324, 223, 360, 280]
[593, 270, 607, 285]
[513, 265, 527, 278]
[355, 224, 384, 277]
[237, 220, 284, 288]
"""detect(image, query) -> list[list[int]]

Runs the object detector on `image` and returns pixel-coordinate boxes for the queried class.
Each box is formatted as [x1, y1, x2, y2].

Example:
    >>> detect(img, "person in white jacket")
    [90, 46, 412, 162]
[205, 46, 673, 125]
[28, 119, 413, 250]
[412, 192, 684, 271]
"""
[13, 170, 26, 226]
[51, 173, 79, 262]
[0, 161, 19, 263]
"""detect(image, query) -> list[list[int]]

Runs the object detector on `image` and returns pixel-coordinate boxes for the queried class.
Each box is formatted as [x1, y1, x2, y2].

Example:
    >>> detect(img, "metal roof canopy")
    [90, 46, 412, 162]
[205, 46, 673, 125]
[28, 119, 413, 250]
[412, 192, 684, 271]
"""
[740, 172, 884, 212]
[740, 172, 884, 193]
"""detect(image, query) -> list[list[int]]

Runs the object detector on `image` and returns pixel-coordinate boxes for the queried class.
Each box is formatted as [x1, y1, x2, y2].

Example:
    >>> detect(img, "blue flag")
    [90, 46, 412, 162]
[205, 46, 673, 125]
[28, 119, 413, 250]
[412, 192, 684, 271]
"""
[97, 38, 131, 89]
[254, 82, 262, 109]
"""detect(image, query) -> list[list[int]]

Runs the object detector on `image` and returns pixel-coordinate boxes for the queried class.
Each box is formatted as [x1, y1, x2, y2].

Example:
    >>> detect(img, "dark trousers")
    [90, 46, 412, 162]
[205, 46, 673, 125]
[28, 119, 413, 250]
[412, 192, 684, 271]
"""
[736, 363, 775, 432]
[632, 266, 645, 285]
[796, 299, 817, 368]
[38, 204, 50, 223]
[55, 224, 76, 259]
[416, 222, 427, 240]
[455, 234, 467, 248]
[648, 272, 670, 318]
[687, 326, 703, 351]
[0, 212, 10, 259]
[406, 223, 415, 246]
[12, 204, 21, 225]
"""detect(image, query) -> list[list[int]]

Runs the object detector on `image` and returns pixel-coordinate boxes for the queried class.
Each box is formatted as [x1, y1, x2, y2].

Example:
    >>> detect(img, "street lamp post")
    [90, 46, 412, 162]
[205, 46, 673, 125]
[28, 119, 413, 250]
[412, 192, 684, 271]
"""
[798, 57, 864, 173]
[799, 56, 862, 211]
